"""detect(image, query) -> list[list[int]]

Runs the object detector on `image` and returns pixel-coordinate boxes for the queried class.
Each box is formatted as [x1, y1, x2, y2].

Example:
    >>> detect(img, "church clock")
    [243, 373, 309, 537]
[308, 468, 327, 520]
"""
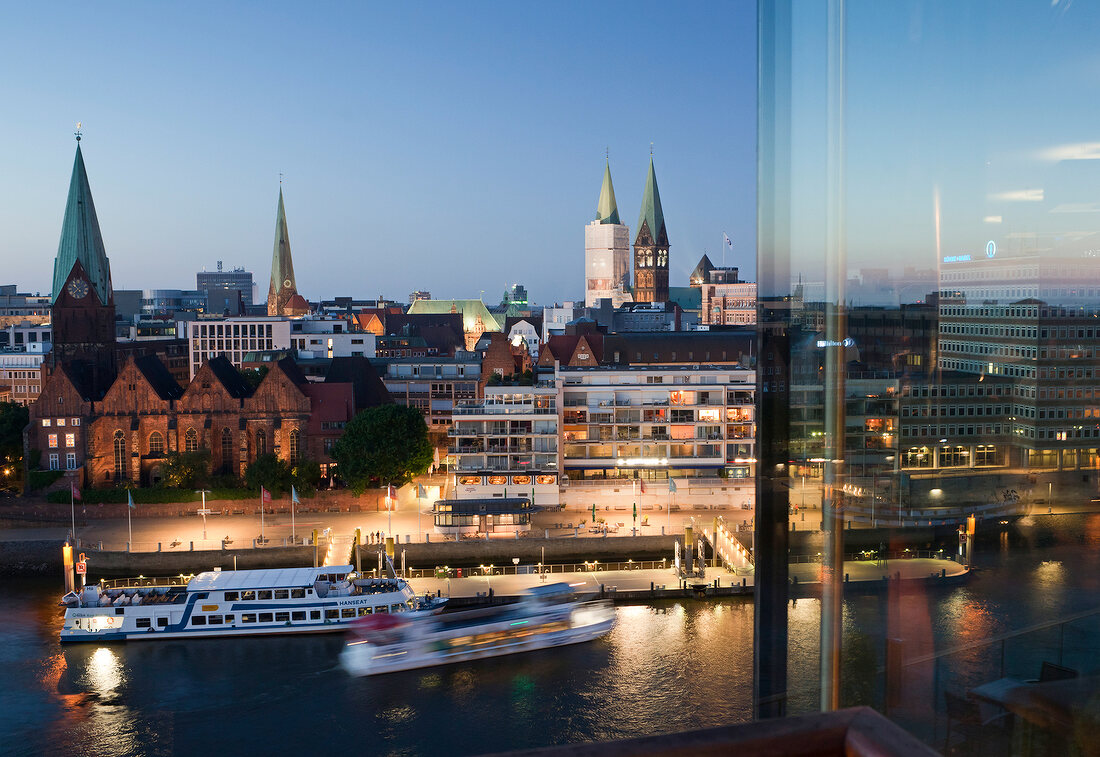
[66, 278, 90, 299]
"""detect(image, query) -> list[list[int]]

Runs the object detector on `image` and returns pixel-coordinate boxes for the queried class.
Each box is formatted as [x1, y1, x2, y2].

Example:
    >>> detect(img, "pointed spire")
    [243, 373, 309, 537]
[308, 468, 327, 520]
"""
[635, 157, 666, 246]
[52, 143, 113, 304]
[596, 160, 620, 225]
[268, 187, 301, 316]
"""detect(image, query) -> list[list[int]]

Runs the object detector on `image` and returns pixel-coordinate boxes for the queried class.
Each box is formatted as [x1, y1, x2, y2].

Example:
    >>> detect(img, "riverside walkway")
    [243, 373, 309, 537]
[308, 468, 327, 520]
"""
[406, 556, 967, 601]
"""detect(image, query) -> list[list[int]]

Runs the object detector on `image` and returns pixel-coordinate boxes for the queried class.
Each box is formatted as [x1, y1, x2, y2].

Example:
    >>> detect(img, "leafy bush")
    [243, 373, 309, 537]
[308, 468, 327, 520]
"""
[28, 469, 64, 491]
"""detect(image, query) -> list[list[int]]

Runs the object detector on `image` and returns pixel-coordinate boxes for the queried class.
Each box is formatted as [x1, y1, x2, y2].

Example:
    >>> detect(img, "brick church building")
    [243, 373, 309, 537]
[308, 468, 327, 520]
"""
[27, 139, 387, 488]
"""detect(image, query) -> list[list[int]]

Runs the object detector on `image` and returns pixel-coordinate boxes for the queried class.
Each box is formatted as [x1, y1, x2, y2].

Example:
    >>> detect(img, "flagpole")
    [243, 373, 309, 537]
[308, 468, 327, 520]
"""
[70, 484, 76, 545]
[291, 489, 296, 542]
[417, 486, 423, 543]
[127, 492, 132, 547]
[260, 490, 265, 542]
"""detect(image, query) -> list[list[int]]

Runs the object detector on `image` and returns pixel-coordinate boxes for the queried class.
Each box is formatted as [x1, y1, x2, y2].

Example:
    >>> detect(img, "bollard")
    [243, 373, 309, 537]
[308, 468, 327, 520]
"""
[844, 573, 849, 583]
[941, 568, 946, 578]
[190, 541, 194, 551]
[127, 542, 131, 553]
[158, 542, 162, 552]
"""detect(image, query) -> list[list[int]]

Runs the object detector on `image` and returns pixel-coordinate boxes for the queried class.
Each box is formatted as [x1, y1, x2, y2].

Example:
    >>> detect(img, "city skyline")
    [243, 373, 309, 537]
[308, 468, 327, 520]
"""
[0, 2, 756, 305]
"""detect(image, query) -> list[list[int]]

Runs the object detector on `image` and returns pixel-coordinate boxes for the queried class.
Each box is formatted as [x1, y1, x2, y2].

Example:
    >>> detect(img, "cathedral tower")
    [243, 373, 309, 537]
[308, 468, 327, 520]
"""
[49, 135, 117, 397]
[632, 157, 669, 304]
[267, 188, 310, 316]
[584, 161, 631, 307]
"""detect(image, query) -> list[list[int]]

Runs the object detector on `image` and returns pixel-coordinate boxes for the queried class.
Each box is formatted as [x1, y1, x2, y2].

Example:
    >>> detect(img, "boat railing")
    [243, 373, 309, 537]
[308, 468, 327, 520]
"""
[403, 559, 673, 579]
[99, 575, 194, 590]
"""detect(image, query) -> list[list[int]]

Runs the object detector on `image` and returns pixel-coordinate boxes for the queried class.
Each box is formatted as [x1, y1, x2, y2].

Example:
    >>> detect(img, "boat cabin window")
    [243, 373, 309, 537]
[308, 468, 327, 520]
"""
[291, 589, 306, 599]
[310, 610, 321, 620]
[242, 613, 256, 623]
[156, 617, 168, 628]
[194, 593, 209, 600]
[192, 616, 207, 626]
[224, 592, 239, 601]
[341, 608, 355, 618]
[292, 611, 306, 621]
[208, 615, 223, 625]
[258, 613, 273, 623]
[115, 607, 125, 615]
[325, 609, 339, 620]
[224, 615, 234, 624]
[275, 612, 290, 622]
[241, 591, 255, 601]
[274, 589, 289, 600]
[391, 604, 405, 613]
[357, 607, 373, 616]
[258, 591, 273, 600]
[376, 606, 389, 614]
[136, 618, 151, 628]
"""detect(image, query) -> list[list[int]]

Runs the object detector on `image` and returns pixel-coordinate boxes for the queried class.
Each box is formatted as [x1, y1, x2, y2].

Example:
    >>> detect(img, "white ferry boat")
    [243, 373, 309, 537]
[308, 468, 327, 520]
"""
[60, 565, 445, 643]
[340, 583, 616, 676]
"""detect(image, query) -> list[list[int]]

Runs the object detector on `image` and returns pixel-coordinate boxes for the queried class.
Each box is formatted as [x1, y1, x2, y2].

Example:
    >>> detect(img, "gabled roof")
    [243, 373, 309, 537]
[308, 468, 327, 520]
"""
[597, 161, 620, 225]
[504, 315, 543, 335]
[133, 354, 184, 400]
[205, 355, 253, 398]
[542, 333, 604, 364]
[52, 144, 113, 304]
[325, 355, 392, 411]
[272, 355, 309, 386]
[690, 254, 715, 285]
[635, 157, 667, 247]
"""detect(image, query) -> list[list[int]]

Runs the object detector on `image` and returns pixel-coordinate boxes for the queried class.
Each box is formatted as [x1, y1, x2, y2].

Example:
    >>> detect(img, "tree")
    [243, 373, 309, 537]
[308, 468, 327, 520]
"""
[0, 402, 29, 492]
[240, 366, 269, 390]
[331, 404, 433, 494]
[161, 449, 211, 489]
[245, 453, 293, 494]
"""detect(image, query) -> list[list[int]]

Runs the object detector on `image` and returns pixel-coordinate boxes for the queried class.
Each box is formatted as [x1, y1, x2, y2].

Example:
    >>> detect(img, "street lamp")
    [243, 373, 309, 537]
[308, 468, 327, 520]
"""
[195, 490, 212, 540]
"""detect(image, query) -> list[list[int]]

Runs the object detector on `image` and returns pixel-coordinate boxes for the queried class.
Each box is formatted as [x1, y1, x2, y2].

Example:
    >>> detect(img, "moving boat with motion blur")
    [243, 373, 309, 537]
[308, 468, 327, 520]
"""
[340, 582, 616, 676]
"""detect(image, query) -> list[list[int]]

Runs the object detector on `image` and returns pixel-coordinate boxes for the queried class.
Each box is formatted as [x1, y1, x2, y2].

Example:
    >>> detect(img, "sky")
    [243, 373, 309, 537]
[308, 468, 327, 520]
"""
[0, 2, 757, 306]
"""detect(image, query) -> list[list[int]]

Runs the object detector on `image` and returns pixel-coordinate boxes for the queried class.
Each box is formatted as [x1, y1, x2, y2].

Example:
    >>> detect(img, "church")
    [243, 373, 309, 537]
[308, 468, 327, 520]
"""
[27, 138, 386, 488]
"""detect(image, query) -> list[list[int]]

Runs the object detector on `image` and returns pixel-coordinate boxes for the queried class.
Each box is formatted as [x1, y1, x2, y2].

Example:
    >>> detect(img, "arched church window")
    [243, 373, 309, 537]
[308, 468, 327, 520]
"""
[289, 428, 300, 465]
[113, 430, 127, 481]
[149, 431, 164, 455]
[221, 428, 234, 474]
[255, 428, 267, 458]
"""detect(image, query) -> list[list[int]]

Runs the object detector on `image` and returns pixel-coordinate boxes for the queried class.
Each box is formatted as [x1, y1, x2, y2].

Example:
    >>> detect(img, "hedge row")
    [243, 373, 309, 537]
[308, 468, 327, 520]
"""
[28, 470, 64, 492]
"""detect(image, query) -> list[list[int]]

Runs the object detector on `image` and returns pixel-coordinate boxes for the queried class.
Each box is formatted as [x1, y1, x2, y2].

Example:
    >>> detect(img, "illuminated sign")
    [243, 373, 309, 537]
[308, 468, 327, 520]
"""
[816, 338, 855, 348]
[986, 240, 996, 258]
[943, 255, 972, 263]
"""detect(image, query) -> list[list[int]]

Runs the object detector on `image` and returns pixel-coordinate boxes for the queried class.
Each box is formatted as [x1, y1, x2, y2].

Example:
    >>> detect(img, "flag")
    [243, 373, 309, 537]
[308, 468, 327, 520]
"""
[668, 478, 677, 493]
[724, 233, 733, 248]
[127, 491, 135, 509]
[291, 486, 300, 505]
[633, 502, 637, 521]
[387, 484, 397, 500]
[417, 484, 427, 499]
[639, 479, 646, 494]
[261, 486, 272, 504]
[591, 503, 596, 521]
[71, 481, 81, 501]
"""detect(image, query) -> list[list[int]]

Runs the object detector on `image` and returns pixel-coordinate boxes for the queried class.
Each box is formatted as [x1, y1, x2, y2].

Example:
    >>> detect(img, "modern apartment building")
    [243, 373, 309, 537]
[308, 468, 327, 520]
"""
[377, 354, 481, 431]
[187, 317, 292, 379]
[556, 364, 755, 482]
[449, 384, 559, 505]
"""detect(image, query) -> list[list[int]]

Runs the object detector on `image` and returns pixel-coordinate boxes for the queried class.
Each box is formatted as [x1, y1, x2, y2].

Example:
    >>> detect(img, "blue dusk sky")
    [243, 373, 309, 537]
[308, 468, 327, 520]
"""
[0, 2, 757, 305]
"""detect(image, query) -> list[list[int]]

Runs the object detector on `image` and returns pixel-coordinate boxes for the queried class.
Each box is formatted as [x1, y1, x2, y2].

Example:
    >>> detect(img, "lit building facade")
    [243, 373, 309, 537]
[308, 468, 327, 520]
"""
[557, 365, 755, 481]
[449, 384, 559, 506]
[585, 162, 631, 307]
[187, 317, 292, 378]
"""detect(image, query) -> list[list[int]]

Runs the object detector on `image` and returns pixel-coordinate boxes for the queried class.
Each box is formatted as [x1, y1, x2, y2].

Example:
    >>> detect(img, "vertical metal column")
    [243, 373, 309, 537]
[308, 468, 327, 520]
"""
[754, 0, 793, 720]
[820, 0, 848, 713]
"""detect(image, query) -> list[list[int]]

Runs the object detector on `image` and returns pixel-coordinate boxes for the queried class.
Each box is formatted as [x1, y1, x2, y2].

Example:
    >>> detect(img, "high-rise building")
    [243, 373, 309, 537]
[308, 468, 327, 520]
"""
[584, 162, 631, 307]
[197, 261, 255, 309]
[267, 188, 310, 317]
[48, 137, 118, 398]
[632, 158, 669, 304]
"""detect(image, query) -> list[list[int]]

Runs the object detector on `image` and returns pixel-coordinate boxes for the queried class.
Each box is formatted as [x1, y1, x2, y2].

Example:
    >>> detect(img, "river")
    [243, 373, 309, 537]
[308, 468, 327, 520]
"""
[3, 513, 1100, 756]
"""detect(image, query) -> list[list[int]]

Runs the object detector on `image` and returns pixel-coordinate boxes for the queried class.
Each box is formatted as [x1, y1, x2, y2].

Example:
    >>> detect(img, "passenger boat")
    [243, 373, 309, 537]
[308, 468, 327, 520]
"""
[340, 582, 616, 676]
[60, 564, 446, 642]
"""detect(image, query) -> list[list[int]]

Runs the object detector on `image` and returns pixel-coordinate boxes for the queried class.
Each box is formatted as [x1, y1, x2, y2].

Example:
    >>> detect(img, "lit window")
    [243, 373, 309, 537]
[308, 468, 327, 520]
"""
[56, 418, 65, 427]
[65, 433, 75, 447]
[48, 434, 57, 448]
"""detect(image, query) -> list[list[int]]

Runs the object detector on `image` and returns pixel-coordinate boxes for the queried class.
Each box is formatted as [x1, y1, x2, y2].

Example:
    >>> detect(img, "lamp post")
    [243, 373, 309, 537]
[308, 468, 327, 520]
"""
[195, 490, 212, 540]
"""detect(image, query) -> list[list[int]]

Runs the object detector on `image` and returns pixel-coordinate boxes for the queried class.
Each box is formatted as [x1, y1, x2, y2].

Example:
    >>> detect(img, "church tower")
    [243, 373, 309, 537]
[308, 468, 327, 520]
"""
[584, 161, 631, 307]
[49, 134, 117, 397]
[632, 157, 669, 304]
[267, 188, 310, 316]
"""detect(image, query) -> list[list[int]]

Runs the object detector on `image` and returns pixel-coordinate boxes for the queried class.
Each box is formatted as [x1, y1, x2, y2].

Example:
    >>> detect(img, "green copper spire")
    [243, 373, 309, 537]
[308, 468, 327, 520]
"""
[596, 161, 620, 225]
[267, 187, 299, 314]
[635, 157, 667, 246]
[51, 143, 113, 304]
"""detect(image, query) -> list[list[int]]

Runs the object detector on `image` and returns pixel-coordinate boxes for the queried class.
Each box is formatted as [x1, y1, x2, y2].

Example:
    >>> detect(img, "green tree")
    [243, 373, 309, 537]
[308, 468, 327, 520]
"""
[292, 459, 322, 495]
[331, 404, 433, 494]
[245, 453, 293, 494]
[0, 402, 29, 492]
[240, 366, 269, 390]
[161, 449, 212, 489]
